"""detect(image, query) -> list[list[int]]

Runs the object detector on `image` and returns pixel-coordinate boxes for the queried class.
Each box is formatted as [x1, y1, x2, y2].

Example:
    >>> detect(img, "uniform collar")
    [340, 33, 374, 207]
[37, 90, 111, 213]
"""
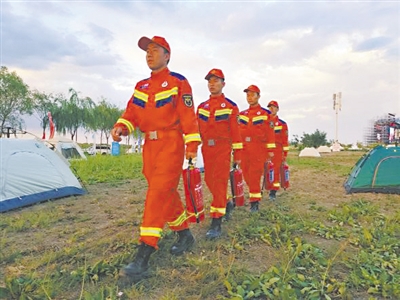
[248, 104, 261, 110]
[150, 67, 169, 80]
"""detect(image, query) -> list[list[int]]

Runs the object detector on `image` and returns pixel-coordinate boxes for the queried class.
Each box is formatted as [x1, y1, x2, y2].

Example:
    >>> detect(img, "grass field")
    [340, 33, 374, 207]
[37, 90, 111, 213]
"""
[1, 150, 399, 300]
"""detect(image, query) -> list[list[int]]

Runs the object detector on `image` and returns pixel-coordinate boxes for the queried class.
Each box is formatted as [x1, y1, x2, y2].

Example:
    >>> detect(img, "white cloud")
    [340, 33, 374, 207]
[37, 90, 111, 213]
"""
[2, 1, 399, 144]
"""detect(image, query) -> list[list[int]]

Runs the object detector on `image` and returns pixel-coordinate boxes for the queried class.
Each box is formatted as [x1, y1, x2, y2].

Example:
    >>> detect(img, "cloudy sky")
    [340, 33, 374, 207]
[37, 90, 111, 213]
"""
[2, 0, 400, 144]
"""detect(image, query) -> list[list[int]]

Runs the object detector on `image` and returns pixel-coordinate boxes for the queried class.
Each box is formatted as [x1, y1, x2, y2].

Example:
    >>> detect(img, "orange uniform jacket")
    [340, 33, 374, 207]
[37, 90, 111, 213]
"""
[197, 94, 242, 218]
[239, 105, 276, 201]
[271, 116, 289, 190]
[114, 67, 201, 248]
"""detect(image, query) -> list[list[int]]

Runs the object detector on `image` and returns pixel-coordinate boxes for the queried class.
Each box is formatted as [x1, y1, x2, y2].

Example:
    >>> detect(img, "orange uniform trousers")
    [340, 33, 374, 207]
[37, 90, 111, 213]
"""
[271, 144, 284, 191]
[202, 140, 231, 218]
[241, 141, 267, 202]
[140, 130, 189, 248]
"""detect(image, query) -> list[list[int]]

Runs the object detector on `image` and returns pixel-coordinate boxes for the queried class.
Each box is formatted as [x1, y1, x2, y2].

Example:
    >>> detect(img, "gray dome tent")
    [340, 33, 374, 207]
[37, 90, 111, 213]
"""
[0, 139, 85, 212]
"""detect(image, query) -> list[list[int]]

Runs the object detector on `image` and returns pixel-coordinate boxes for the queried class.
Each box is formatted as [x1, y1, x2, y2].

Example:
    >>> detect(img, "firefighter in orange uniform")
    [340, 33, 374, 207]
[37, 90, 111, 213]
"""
[267, 100, 289, 200]
[197, 68, 243, 239]
[111, 36, 201, 279]
[239, 85, 275, 212]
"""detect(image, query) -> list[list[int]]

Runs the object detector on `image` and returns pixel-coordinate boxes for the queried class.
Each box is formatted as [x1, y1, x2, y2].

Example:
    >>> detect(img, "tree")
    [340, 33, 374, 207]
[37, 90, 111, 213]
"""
[53, 88, 95, 141]
[92, 98, 123, 145]
[301, 129, 328, 148]
[31, 90, 59, 139]
[0, 66, 31, 137]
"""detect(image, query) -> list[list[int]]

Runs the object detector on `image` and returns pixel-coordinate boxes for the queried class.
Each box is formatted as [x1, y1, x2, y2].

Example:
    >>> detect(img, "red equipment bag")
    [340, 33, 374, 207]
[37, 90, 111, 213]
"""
[230, 163, 245, 206]
[263, 160, 275, 190]
[182, 158, 205, 223]
[280, 163, 290, 190]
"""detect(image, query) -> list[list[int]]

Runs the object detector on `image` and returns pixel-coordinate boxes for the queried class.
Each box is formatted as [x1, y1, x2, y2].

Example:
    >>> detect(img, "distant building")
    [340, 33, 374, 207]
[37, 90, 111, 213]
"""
[364, 113, 400, 145]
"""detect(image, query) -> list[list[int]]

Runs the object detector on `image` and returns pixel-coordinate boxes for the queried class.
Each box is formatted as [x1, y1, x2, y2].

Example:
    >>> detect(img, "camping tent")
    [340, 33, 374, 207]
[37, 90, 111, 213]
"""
[349, 143, 362, 151]
[344, 145, 400, 194]
[299, 147, 321, 157]
[46, 137, 86, 160]
[317, 145, 331, 153]
[0, 139, 86, 212]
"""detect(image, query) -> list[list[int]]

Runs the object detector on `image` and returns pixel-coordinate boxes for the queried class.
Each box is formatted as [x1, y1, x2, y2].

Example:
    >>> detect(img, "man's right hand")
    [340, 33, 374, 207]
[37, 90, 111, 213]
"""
[111, 127, 122, 142]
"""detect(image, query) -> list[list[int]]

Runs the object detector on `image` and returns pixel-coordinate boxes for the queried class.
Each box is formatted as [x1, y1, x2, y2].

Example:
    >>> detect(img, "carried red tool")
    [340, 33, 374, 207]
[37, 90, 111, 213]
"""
[263, 160, 275, 191]
[182, 158, 205, 223]
[280, 162, 290, 190]
[229, 163, 245, 207]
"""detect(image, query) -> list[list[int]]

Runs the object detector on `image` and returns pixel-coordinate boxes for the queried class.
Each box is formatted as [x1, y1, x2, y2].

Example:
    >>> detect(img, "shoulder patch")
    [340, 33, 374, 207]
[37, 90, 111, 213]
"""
[224, 97, 237, 107]
[182, 94, 193, 107]
[170, 72, 186, 81]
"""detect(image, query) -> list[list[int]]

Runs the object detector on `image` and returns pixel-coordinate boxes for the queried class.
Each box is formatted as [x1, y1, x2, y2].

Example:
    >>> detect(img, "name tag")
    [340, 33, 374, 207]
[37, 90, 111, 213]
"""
[208, 139, 215, 146]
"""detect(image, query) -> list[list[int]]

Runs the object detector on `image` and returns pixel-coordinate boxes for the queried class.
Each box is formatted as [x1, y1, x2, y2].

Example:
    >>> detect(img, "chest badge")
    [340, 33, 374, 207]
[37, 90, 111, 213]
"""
[161, 81, 168, 88]
[221, 103, 226, 108]
[257, 111, 261, 115]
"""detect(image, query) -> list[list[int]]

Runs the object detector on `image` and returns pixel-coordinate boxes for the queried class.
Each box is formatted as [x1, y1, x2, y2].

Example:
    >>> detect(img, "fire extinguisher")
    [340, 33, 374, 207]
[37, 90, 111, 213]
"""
[230, 163, 245, 207]
[263, 160, 275, 190]
[182, 158, 205, 223]
[280, 162, 290, 190]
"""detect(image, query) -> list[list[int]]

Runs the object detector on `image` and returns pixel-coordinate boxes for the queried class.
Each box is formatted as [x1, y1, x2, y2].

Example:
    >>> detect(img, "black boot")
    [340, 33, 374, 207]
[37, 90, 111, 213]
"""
[250, 201, 259, 213]
[224, 200, 234, 221]
[119, 243, 155, 278]
[170, 228, 195, 256]
[206, 217, 222, 239]
[269, 190, 277, 201]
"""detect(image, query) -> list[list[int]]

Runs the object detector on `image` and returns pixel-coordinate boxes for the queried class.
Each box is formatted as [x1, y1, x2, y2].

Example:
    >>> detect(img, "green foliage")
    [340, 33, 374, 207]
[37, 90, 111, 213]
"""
[70, 153, 143, 184]
[0, 66, 31, 136]
[301, 129, 328, 148]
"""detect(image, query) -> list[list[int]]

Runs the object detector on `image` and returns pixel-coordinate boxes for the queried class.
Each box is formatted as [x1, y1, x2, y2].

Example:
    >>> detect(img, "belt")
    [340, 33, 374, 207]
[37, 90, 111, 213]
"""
[206, 138, 230, 146]
[145, 130, 181, 141]
[244, 136, 266, 143]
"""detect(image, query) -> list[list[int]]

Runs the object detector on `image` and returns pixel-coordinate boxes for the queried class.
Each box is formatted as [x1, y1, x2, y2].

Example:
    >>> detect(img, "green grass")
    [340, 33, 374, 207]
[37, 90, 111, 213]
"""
[1, 151, 400, 299]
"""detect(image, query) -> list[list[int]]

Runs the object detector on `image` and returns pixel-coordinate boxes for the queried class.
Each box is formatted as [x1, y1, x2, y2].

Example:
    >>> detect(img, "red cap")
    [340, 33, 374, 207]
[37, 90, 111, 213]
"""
[138, 36, 171, 53]
[267, 100, 279, 108]
[205, 68, 225, 80]
[244, 85, 260, 94]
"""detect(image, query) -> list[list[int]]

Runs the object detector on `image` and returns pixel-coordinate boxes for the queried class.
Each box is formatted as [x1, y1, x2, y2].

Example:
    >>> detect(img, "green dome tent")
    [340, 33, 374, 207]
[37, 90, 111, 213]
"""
[344, 145, 400, 194]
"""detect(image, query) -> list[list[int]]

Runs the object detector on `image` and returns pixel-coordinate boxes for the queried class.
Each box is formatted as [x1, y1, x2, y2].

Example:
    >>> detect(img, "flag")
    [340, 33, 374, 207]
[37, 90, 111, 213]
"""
[48, 112, 55, 139]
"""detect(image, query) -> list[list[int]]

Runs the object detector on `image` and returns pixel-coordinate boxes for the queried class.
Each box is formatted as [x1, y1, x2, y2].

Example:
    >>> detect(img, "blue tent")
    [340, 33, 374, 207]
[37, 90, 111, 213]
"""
[1, 139, 86, 212]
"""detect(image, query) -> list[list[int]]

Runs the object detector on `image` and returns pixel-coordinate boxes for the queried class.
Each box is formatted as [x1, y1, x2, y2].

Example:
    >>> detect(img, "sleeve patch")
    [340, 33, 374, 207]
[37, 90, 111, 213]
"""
[183, 94, 193, 107]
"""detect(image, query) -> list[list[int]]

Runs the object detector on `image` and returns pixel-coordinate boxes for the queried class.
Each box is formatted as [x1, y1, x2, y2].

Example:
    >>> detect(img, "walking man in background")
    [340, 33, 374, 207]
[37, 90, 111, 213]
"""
[197, 68, 242, 239]
[267, 100, 289, 200]
[239, 85, 275, 212]
[111, 36, 201, 279]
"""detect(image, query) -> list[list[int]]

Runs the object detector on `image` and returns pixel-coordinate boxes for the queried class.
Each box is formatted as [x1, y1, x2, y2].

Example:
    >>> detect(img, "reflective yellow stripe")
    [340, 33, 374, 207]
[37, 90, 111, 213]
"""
[215, 109, 232, 116]
[198, 108, 210, 117]
[239, 115, 249, 122]
[155, 87, 178, 102]
[283, 146, 290, 151]
[140, 227, 162, 237]
[249, 192, 262, 198]
[274, 125, 283, 130]
[133, 89, 149, 102]
[117, 118, 134, 134]
[266, 143, 276, 149]
[184, 133, 201, 144]
[252, 116, 268, 122]
[210, 206, 226, 214]
[232, 142, 243, 149]
[167, 212, 187, 227]
[186, 208, 205, 220]
[273, 183, 281, 188]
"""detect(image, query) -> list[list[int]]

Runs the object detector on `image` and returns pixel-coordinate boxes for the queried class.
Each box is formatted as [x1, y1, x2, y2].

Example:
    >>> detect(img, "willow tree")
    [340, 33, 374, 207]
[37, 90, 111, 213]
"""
[31, 90, 59, 139]
[53, 88, 95, 141]
[92, 98, 123, 145]
[0, 66, 31, 137]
